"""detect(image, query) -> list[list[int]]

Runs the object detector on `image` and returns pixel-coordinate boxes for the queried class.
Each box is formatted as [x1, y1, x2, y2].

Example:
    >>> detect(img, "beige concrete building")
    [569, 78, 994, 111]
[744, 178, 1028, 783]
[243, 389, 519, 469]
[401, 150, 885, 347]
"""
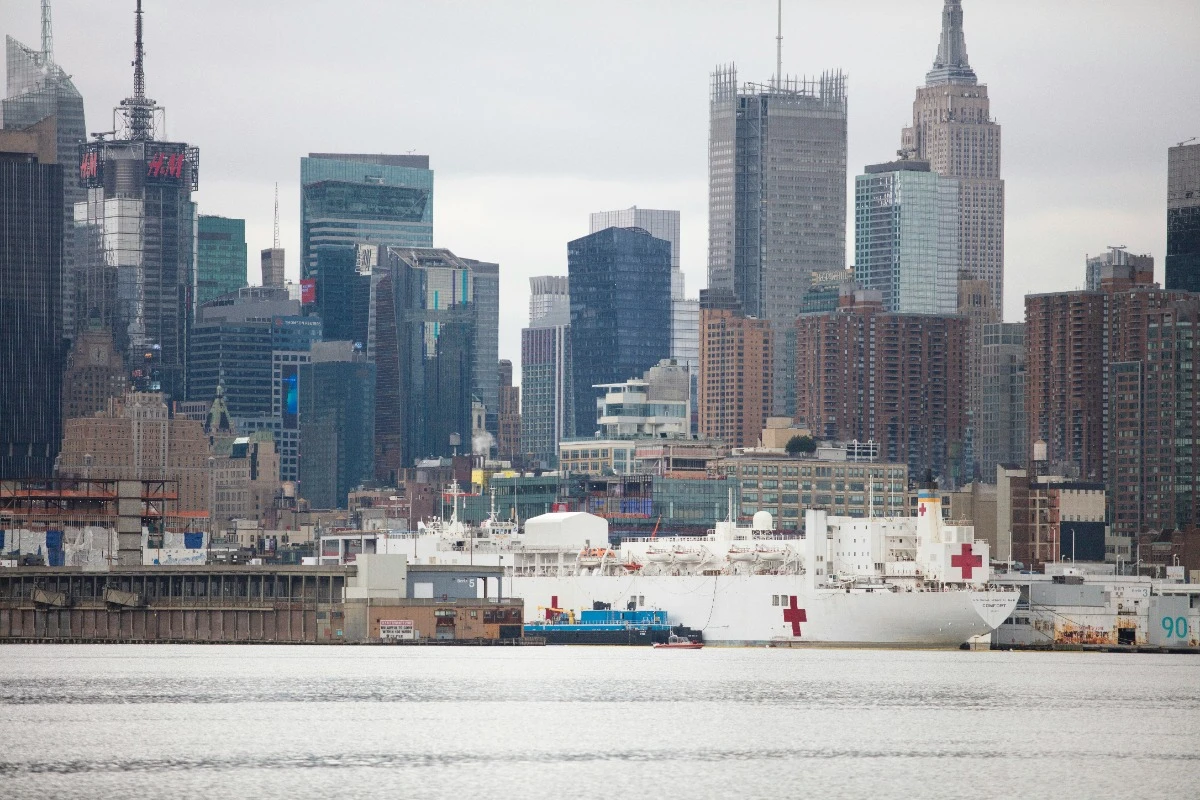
[760, 418, 812, 451]
[58, 392, 212, 514]
[901, 1, 1004, 316]
[61, 324, 127, 430]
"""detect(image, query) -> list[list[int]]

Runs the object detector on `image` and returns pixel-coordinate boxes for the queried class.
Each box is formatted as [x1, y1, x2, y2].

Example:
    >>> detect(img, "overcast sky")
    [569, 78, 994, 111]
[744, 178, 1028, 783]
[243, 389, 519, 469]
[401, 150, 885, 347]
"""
[4, 0, 1199, 370]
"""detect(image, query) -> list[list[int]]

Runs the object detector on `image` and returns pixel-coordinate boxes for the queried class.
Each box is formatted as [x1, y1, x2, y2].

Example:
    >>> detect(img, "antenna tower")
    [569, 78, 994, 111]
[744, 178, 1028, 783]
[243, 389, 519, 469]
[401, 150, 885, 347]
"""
[119, 0, 156, 140]
[273, 183, 280, 249]
[775, 0, 783, 89]
[40, 0, 53, 62]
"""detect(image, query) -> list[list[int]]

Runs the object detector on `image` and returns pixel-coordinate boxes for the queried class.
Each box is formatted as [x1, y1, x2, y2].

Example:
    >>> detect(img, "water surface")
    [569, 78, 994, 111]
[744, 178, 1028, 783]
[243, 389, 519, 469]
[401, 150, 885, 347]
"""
[1, 645, 1197, 799]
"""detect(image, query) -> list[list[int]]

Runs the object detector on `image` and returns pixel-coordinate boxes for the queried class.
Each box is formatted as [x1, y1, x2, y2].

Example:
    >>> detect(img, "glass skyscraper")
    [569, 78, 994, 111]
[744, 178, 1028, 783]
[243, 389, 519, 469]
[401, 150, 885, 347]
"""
[196, 215, 247, 307]
[1166, 142, 1200, 293]
[300, 153, 433, 278]
[2, 29, 86, 343]
[299, 342, 375, 509]
[0, 135, 63, 479]
[521, 276, 573, 468]
[854, 160, 959, 316]
[568, 227, 672, 438]
[373, 247, 499, 480]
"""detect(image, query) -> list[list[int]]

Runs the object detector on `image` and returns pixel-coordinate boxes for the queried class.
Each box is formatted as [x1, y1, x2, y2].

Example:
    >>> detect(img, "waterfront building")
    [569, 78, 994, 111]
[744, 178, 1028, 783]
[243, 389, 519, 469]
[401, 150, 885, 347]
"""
[978, 322, 1026, 480]
[298, 342, 375, 510]
[300, 153, 433, 277]
[57, 392, 212, 514]
[61, 320, 128, 430]
[1166, 140, 1200, 292]
[854, 159, 958, 316]
[195, 216, 247, 307]
[497, 360, 521, 463]
[187, 287, 322, 420]
[698, 289, 773, 450]
[73, 5, 198, 401]
[0, 125, 63, 479]
[795, 291, 967, 486]
[2, 13, 86, 343]
[901, 0, 1004, 316]
[568, 227, 672, 437]
[715, 453, 909, 530]
[1086, 246, 1153, 293]
[995, 468, 1106, 571]
[373, 247, 499, 480]
[709, 61, 847, 417]
[521, 276, 573, 469]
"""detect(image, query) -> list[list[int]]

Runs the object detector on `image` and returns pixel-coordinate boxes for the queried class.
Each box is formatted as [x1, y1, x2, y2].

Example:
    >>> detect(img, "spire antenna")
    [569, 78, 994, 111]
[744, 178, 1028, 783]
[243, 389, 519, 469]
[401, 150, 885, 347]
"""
[133, 0, 145, 103]
[273, 183, 280, 249]
[40, 0, 53, 62]
[118, 0, 156, 140]
[926, 0, 977, 86]
[775, 0, 783, 89]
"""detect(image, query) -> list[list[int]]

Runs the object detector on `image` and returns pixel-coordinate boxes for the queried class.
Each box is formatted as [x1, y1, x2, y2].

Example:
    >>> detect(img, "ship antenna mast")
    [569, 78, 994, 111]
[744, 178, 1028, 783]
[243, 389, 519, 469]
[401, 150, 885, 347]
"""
[40, 0, 53, 63]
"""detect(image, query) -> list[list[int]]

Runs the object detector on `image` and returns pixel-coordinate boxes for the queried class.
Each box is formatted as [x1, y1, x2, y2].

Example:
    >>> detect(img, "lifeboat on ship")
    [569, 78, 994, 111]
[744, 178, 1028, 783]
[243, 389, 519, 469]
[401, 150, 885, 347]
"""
[755, 545, 787, 563]
[727, 544, 757, 563]
[577, 547, 614, 568]
[672, 547, 704, 564]
[646, 545, 674, 563]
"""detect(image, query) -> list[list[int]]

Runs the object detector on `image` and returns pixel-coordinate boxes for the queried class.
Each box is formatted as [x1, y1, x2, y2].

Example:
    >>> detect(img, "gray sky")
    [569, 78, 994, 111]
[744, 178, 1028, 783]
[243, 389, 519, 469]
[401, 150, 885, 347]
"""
[4, 0, 1199, 370]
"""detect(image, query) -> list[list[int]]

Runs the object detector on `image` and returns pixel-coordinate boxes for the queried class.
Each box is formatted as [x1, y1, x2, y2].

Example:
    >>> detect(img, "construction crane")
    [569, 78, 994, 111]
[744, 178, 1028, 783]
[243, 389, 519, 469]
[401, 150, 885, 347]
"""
[1179, 137, 1198, 147]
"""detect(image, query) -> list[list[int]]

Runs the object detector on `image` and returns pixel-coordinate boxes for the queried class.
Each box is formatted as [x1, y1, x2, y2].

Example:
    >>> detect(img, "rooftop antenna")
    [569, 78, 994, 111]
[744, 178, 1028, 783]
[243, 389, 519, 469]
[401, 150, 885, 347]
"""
[273, 183, 280, 249]
[775, 0, 783, 90]
[40, 0, 53, 63]
[119, 0, 155, 141]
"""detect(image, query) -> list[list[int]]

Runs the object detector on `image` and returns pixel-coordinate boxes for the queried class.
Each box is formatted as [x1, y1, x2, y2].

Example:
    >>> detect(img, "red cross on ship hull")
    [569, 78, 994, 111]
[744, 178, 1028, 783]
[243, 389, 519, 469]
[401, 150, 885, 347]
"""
[782, 596, 807, 637]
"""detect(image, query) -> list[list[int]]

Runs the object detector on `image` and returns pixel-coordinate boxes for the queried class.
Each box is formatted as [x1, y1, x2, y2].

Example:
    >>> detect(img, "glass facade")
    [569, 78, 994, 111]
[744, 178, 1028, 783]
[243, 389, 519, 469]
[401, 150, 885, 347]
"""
[3, 35, 86, 342]
[568, 227, 672, 438]
[300, 153, 433, 278]
[373, 248, 498, 478]
[298, 351, 375, 509]
[76, 139, 199, 401]
[196, 215, 247, 307]
[855, 161, 958, 315]
[0, 149, 63, 479]
[979, 322, 1026, 480]
[1166, 143, 1200, 293]
[188, 288, 322, 418]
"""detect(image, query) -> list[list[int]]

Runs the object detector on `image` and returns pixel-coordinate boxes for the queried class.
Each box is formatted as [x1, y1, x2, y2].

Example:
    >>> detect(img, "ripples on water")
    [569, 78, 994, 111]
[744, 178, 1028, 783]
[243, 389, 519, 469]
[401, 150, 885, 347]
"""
[1, 645, 1197, 799]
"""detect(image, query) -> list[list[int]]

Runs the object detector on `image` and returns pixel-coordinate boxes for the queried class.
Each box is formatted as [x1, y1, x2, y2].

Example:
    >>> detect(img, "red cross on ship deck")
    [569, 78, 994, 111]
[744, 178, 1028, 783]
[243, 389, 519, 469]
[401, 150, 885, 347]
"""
[950, 543, 983, 579]
[782, 596, 807, 636]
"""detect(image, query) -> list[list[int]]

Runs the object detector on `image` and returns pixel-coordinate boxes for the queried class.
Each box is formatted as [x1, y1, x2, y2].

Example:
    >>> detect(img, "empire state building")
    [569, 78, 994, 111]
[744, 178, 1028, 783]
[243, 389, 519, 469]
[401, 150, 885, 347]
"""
[901, 0, 1004, 318]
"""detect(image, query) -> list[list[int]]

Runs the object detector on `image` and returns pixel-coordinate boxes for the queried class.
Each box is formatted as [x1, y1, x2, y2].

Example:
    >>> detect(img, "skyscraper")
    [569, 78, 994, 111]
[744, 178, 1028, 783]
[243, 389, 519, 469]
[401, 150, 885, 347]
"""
[698, 289, 774, 449]
[979, 322, 1025, 480]
[372, 247, 499, 480]
[496, 359, 521, 463]
[854, 159, 959, 315]
[521, 276, 573, 468]
[901, 0, 1004, 316]
[0, 125, 62, 479]
[196, 215, 248, 307]
[260, 248, 285, 288]
[61, 319, 128, 430]
[74, 1, 198, 401]
[568, 227, 672, 437]
[299, 153, 433, 277]
[795, 291, 968, 485]
[709, 62, 847, 415]
[1166, 141, 1200, 292]
[2, 2, 86, 343]
[298, 341, 375, 509]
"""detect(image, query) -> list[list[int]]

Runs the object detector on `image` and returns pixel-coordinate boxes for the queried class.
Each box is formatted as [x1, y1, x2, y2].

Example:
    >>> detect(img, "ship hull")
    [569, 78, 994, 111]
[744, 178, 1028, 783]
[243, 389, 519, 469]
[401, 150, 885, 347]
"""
[509, 574, 1016, 647]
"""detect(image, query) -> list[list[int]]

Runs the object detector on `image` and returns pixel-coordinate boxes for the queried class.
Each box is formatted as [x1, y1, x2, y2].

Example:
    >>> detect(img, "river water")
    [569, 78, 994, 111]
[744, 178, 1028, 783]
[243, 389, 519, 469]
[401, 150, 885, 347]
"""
[0, 645, 1197, 799]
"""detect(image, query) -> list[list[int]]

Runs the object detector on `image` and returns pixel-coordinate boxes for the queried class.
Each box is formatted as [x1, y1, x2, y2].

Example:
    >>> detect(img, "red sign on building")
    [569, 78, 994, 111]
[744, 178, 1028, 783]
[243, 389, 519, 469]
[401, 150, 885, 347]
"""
[300, 279, 316, 305]
[79, 152, 98, 180]
[147, 152, 185, 179]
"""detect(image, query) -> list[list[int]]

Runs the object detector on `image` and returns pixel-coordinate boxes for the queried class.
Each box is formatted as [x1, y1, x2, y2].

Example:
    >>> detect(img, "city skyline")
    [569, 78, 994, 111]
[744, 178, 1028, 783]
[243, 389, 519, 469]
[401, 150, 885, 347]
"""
[2, 0, 1198, 375]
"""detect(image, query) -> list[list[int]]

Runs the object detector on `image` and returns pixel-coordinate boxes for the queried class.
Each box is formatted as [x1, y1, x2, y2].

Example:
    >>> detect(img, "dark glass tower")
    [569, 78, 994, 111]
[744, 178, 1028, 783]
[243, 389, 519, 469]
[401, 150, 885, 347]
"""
[2, 8, 86, 343]
[0, 139, 63, 479]
[298, 343, 375, 509]
[195, 215, 247, 307]
[568, 227, 672, 437]
[74, 2, 198, 401]
[373, 248, 499, 480]
[1166, 142, 1200, 293]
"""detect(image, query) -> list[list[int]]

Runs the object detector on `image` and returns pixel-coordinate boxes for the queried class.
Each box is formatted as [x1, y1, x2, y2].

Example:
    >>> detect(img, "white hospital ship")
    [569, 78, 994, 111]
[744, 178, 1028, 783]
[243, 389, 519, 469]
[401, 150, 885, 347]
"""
[321, 488, 1017, 647]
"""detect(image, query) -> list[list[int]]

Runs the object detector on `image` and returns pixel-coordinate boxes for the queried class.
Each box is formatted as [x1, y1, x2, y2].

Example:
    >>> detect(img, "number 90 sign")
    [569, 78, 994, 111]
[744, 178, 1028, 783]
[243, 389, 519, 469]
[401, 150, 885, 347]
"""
[1161, 616, 1189, 640]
